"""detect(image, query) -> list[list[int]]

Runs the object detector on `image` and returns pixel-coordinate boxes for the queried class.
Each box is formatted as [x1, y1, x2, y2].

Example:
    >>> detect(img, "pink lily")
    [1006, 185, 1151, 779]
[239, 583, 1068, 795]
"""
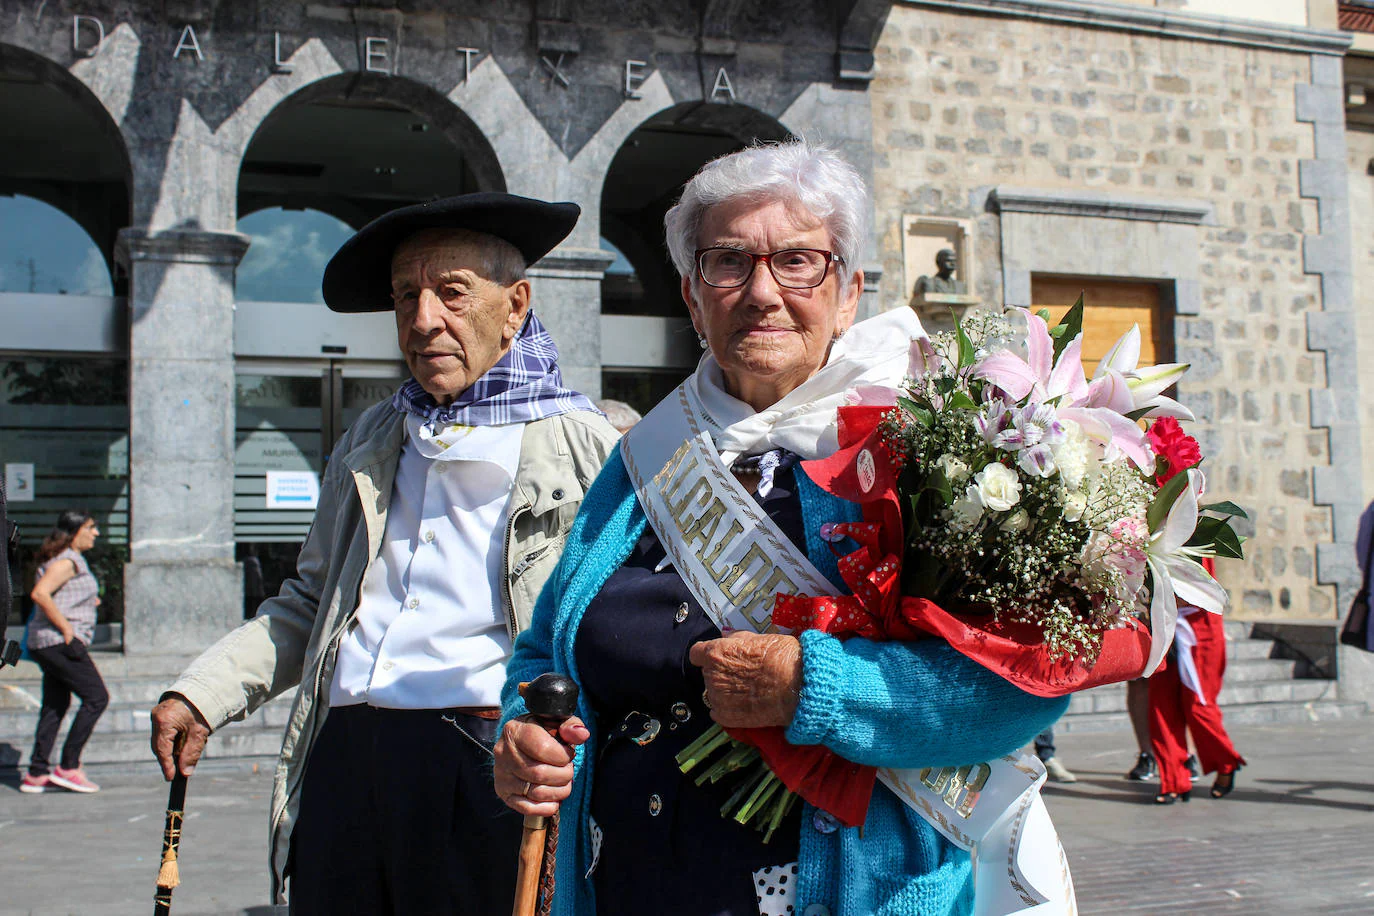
[974, 309, 1089, 406]
[1141, 468, 1230, 675]
[1084, 325, 1194, 421]
[1056, 406, 1155, 471]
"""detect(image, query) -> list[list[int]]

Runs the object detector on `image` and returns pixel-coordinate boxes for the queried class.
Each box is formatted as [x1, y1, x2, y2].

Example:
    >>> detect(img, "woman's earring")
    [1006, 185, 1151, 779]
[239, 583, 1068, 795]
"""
[698, 334, 708, 349]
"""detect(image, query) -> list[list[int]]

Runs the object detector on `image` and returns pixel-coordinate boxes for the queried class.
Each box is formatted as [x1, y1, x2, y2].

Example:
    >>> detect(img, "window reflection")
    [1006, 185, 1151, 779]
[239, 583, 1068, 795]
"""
[236, 207, 355, 303]
[0, 195, 113, 296]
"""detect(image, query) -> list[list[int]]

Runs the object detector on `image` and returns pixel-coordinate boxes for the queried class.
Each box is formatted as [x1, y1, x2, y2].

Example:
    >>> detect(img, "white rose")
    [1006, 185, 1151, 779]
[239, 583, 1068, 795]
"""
[951, 485, 984, 526]
[1062, 490, 1087, 522]
[974, 462, 1022, 512]
[1001, 508, 1030, 532]
[937, 454, 970, 484]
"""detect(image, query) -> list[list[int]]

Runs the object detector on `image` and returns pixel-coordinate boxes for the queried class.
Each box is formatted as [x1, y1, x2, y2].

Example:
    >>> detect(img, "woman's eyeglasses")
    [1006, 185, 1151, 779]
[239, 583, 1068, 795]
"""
[695, 247, 841, 290]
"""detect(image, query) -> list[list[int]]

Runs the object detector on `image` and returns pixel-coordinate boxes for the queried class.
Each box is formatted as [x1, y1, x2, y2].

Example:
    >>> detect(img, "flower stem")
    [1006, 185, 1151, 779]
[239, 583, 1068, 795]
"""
[735, 771, 782, 825]
[762, 788, 800, 844]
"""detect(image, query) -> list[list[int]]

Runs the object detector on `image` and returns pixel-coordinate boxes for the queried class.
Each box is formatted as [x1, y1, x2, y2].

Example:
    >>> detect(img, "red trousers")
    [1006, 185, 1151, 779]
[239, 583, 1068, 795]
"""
[1148, 609, 1246, 795]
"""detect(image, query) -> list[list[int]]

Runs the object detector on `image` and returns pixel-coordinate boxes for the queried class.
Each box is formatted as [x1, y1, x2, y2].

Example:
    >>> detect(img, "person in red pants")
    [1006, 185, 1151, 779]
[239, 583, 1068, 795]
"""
[1148, 560, 1246, 803]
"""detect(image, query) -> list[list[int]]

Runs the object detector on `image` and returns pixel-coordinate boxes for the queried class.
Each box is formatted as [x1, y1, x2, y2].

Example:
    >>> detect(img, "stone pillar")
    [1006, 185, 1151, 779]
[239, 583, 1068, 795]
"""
[527, 247, 616, 399]
[115, 229, 251, 655]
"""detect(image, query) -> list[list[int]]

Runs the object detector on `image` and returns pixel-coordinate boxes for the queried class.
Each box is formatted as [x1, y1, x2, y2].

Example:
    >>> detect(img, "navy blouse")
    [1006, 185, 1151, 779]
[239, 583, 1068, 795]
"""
[575, 464, 806, 916]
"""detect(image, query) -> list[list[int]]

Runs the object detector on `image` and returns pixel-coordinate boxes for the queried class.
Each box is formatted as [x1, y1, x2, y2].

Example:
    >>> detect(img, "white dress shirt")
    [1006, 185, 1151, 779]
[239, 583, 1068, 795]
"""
[329, 417, 525, 709]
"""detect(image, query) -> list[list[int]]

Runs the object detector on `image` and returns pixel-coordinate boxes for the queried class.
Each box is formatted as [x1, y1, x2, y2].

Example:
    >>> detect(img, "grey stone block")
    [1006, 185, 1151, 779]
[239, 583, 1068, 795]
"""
[123, 559, 243, 655]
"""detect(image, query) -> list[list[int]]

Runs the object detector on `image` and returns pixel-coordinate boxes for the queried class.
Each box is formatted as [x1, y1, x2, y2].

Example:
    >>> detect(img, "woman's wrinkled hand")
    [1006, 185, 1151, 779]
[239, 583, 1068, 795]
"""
[689, 631, 803, 729]
[493, 715, 590, 818]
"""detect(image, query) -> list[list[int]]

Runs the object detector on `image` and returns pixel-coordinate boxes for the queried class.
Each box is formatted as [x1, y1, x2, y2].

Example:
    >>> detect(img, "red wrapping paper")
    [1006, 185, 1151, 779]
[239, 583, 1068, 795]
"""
[723, 405, 1152, 826]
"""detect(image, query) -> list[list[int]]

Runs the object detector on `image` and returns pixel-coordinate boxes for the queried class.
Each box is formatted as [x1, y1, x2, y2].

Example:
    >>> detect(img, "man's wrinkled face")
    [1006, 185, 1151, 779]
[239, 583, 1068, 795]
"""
[390, 230, 530, 405]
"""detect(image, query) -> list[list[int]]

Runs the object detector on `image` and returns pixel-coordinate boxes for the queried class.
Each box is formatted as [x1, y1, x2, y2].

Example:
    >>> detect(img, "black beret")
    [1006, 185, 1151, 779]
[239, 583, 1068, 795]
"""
[320, 191, 580, 313]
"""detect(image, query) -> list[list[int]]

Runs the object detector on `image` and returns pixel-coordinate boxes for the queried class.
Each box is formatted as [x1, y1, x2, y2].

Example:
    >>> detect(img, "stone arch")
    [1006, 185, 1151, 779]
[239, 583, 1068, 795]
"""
[598, 100, 791, 317]
[0, 42, 132, 285]
[235, 71, 505, 228]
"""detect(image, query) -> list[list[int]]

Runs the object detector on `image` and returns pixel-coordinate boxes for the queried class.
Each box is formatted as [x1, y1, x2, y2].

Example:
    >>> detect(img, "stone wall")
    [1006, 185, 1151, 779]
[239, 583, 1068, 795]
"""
[870, 3, 1341, 620]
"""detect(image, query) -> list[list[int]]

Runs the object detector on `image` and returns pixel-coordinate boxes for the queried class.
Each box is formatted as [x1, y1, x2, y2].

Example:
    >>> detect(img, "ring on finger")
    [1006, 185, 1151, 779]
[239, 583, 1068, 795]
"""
[522, 780, 533, 797]
[702, 688, 712, 709]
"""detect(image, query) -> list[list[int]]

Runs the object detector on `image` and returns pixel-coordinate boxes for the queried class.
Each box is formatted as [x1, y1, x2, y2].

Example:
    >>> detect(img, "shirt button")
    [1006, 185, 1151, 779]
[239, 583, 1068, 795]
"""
[648, 794, 663, 817]
[803, 905, 830, 916]
[552, 488, 565, 500]
[423, 530, 435, 543]
[812, 810, 840, 834]
[382, 661, 394, 671]
[674, 602, 689, 623]
[406, 596, 419, 609]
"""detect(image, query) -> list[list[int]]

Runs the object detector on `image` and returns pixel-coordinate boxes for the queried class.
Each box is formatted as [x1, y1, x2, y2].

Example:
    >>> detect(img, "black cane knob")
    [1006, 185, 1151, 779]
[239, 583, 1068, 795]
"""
[519, 673, 579, 721]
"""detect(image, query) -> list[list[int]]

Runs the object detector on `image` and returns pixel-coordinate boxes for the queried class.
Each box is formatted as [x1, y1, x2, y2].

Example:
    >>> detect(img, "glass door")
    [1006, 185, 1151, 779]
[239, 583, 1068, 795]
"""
[234, 361, 404, 616]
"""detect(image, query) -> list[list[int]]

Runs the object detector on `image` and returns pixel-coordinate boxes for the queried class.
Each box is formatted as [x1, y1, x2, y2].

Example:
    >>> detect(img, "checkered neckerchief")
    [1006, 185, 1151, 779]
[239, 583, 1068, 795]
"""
[392, 312, 599, 429]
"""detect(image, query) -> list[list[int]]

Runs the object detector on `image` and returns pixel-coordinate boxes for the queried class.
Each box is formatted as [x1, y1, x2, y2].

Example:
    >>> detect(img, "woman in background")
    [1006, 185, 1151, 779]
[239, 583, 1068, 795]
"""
[20, 510, 109, 794]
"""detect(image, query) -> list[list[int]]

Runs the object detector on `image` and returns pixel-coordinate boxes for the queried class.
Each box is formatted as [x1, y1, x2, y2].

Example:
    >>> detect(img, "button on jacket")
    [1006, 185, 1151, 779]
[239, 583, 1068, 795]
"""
[166, 399, 619, 903]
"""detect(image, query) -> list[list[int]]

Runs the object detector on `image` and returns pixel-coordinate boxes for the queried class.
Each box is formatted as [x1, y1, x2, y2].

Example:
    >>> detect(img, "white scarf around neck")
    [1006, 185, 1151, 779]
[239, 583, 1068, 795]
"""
[689, 307, 926, 464]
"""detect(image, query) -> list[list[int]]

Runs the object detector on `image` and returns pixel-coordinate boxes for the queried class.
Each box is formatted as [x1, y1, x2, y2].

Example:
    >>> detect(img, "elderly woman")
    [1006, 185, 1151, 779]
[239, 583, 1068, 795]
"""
[494, 141, 1069, 916]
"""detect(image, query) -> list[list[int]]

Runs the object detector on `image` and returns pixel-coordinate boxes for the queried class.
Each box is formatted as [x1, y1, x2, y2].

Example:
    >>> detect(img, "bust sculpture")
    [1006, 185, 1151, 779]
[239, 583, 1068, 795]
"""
[910, 248, 966, 305]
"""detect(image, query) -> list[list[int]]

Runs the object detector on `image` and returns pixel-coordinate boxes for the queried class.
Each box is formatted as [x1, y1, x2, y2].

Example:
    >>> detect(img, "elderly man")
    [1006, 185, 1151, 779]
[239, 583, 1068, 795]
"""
[149, 193, 619, 913]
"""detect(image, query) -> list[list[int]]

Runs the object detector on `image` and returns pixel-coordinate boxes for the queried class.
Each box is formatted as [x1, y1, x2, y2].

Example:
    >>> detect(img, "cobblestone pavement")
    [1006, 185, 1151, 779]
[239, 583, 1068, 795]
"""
[1, 718, 1370, 915]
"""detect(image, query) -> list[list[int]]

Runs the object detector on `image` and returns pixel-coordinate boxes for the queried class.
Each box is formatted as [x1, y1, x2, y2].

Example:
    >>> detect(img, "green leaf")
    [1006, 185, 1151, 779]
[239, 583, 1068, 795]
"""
[1125, 407, 1153, 422]
[898, 397, 935, 428]
[935, 377, 958, 396]
[1185, 516, 1226, 548]
[956, 319, 976, 368]
[1050, 294, 1084, 362]
[1035, 308, 1051, 322]
[1147, 469, 1192, 534]
[1184, 516, 1246, 560]
[947, 390, 978, 411]
[1210, 525, 1245, 560]
[924, 467, 954, 505]
[1201, 500, 1248, 519]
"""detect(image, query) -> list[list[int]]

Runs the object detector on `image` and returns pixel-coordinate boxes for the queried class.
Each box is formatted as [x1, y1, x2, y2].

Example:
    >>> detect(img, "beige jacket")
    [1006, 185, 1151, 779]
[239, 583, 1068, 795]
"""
[167, 400, 619, 902]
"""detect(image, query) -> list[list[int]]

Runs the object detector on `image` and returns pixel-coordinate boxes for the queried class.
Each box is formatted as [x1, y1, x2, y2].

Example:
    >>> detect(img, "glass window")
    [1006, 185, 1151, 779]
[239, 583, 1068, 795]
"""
[1, 357, 129, 629]
[602, 368, 690, 418]
[0, 195, 113, 296]
[236, 207, 355, 303]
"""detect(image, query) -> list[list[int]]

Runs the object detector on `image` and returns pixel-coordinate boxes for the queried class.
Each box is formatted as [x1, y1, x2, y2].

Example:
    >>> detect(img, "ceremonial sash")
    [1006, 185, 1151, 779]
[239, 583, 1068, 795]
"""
[621, 382, 1077, 916]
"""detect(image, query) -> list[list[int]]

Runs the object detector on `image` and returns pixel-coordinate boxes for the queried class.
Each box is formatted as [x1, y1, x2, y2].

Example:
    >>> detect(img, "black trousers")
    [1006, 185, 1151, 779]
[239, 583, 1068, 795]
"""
[288, 704, 522, 916]
[28, 640, 109, 775]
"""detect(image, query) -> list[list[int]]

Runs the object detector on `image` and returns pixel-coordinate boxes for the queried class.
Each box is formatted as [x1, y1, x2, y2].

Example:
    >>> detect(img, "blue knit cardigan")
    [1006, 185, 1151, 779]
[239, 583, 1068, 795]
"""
[501, 450, 1070, 916]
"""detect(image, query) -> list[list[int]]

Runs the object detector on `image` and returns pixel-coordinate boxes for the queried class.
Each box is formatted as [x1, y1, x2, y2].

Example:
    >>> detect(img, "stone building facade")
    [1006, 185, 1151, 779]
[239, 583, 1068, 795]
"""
[869, 2, 1365, 649]
[0, 0, 889, 653]
[2, 0, 1372, 706]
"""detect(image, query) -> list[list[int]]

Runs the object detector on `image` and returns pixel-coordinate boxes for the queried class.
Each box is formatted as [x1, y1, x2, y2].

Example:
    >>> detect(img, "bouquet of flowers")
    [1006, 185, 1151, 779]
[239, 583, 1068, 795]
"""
[679, 302, 1247, 835]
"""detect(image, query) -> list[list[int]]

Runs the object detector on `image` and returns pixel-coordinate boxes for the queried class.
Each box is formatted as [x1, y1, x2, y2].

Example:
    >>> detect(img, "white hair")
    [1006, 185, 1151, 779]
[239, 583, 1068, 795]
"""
[594, 398, 642, 433]
[664, 139, 869, 294]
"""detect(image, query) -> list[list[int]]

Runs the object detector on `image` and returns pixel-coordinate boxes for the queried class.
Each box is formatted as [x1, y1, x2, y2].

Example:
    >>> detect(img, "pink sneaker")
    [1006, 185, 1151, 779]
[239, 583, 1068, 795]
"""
[49, 767, 100, 794]
[19, 773, 52, 794]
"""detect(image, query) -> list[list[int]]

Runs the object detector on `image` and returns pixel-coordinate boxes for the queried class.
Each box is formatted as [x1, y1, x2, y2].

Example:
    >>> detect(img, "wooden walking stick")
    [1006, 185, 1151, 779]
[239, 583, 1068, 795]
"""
[153, 772, 189, 915]
[513, 673, 579, 916]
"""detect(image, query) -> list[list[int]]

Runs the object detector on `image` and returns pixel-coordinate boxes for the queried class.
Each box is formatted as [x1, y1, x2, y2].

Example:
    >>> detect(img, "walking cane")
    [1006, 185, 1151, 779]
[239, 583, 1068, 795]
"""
[512, 673, 579, 916]
[153, 772, 189, 915]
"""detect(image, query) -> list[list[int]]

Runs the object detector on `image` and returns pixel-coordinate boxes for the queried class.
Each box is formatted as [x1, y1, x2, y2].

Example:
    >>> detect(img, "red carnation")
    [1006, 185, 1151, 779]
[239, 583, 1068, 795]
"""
[1146, 416, 1201, 484]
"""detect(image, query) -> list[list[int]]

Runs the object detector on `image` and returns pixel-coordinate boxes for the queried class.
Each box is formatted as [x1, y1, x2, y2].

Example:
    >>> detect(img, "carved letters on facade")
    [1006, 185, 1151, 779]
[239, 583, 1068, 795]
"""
[65, 14, 738, 100]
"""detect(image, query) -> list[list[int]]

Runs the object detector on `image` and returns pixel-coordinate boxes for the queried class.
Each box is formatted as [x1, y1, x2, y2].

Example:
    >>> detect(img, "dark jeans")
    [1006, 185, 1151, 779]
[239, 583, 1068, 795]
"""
[288, 704, 522, 915]
[28, 640, 109, 775]
[1035, 728, 1055, 762]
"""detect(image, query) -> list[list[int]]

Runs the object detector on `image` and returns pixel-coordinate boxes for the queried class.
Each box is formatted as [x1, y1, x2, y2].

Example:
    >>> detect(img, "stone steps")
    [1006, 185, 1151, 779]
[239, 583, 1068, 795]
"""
[0, 651, 289, 769]
[1060, 620, 1365, 734]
